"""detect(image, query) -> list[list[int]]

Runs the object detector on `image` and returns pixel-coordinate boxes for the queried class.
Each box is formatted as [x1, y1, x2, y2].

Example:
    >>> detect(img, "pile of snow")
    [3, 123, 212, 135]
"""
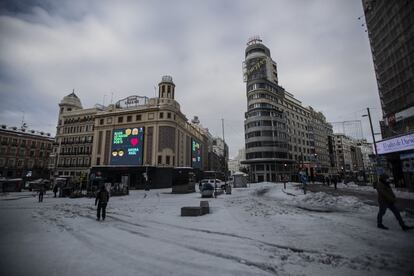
[294, 192, 367, 212]
[248, 183, 371, 213]
[337, 181, 414, 200]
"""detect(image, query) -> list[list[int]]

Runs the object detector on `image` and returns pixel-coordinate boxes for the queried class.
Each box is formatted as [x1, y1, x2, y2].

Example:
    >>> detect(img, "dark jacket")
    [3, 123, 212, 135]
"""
[376, 179, 396, 204]
[95, 189, 109, 205]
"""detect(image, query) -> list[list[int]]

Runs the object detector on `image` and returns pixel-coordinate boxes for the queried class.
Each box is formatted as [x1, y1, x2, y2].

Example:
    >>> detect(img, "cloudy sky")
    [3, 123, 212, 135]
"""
[0, 0, 382, 158]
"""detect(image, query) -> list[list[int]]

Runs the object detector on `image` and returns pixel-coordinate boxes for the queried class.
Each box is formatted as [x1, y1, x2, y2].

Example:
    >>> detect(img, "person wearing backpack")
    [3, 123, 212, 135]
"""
[95, 185, 110, 221]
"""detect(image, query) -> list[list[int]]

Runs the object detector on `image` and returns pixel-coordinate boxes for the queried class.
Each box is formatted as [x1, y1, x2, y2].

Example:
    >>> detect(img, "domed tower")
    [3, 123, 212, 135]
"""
[158, 75, 175, 100]
[57, 90, 83, 133]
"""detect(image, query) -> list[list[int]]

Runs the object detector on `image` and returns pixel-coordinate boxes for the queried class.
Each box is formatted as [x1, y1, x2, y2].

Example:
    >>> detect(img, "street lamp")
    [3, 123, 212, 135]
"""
[362, 107, 382, 182]
[362, 108, 378, 156]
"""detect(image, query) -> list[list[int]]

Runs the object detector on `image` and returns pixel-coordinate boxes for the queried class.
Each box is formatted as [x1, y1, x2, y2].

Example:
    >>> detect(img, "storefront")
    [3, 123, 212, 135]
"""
[376, 132, 414, 191]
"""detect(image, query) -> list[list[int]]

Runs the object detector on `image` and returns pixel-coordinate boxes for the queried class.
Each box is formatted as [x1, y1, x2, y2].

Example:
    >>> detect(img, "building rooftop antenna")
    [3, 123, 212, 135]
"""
[247, 35, 262, 46]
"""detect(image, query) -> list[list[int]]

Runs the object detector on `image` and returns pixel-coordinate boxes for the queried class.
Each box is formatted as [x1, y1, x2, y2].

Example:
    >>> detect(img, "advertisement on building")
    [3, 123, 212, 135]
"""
[191, 138, 202, 169]
[376, 132, 414, 155]
[110, 127, 144, 165]
[243, 57, 267, 82]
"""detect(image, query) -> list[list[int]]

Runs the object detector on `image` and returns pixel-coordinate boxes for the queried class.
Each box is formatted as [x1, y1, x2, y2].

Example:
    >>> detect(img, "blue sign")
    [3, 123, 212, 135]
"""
[110, 128, 144, 165]
[191, 138, 202, 169]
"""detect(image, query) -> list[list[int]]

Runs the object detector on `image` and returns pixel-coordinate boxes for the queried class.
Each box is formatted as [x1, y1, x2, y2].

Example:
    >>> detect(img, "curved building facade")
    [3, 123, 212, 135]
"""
[243, 38, 291, 182]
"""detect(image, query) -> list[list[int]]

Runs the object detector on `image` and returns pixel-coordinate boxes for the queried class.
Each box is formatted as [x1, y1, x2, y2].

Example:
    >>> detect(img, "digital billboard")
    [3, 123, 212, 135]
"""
[191, 138, 202, 169]
[110, 127, 144, 166]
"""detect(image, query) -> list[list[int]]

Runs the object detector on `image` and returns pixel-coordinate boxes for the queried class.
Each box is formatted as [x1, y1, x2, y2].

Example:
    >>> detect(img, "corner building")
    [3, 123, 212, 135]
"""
[90, 76, 208, 188]
[51, 91, 97, 185]
[242, 38, 334, 182]
[243, 38, 291, 182]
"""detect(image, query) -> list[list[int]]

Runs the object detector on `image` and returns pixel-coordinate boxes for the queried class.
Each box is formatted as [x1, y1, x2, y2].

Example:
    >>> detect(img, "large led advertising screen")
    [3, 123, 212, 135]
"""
[110, 127, 144, 166]
[191, 138, 202, 169]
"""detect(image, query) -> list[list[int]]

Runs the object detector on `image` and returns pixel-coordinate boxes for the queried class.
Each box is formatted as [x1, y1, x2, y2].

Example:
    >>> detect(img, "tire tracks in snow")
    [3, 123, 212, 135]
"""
[105, 214, 389, 274]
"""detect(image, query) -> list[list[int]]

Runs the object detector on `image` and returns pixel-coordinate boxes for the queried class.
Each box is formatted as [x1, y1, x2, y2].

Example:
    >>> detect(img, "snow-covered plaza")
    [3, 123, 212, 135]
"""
[1, 183, 413, 276]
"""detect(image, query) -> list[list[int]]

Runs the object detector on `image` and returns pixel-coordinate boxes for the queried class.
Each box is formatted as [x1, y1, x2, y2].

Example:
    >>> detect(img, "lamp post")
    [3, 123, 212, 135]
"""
[362, 108, 378, 156]
[362, 107, 380, 182]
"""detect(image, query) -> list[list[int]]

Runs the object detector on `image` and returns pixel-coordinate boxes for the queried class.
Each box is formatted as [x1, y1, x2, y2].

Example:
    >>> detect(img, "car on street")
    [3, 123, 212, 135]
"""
[199, 182, 214, 198]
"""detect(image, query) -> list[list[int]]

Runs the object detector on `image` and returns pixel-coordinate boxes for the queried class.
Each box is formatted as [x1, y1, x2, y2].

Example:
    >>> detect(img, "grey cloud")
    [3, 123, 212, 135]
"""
[0, 0, 382, 157]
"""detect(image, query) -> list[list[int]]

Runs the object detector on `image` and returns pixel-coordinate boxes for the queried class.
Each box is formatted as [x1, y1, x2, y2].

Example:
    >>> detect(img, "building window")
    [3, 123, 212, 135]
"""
[158, 155, 162, 164]
[100, 119, 104, 125]
[159, 112, 164, 119]
[127, 115, 132, 122]
[96, 157, 101, 165]
[8, 159, 15, 166]
[167, 112, 171, 119]
[136, 114, 142, 121]
[166, 155, 170, 165]
[118, 117, 123, 123]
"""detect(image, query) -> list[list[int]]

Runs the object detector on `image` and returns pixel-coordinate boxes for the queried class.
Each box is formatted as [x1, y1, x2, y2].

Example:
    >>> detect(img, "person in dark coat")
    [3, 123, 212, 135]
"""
[95, 185, 110, 221]
[332, 175, 337, 190]
[53, 184, 58, 198]
[376, 174, 413, 231]
[38, 185, 45, 202]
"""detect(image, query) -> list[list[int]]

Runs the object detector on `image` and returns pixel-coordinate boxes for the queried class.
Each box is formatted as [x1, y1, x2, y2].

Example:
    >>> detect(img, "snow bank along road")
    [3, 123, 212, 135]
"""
[0, 182, 413, 276]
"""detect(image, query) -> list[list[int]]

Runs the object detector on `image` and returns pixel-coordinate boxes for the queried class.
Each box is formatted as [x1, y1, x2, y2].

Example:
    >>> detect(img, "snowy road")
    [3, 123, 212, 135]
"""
[1, 183, 413, 276]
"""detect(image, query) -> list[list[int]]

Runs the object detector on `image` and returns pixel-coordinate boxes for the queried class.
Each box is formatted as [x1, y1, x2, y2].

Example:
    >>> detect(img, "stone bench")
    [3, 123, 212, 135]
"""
[181, 206, 202, 216]
[200, 200, 210, 215]
[181, 201, 210, 216]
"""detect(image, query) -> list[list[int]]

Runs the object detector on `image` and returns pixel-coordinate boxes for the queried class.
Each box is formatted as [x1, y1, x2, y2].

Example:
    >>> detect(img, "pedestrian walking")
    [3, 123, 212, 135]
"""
[38, 184, 44, 202]
[299, 171, 308, 194]
[95, 185, 110, 221]
[333, 175, 337, 190]
[53, 184, 58, 198]
[376, 174, 413, 231]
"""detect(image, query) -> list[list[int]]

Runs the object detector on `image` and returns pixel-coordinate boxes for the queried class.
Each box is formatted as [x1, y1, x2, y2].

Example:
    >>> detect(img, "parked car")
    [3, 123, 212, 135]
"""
[200, 183, 214, 198]
[199, 179, 225, 189]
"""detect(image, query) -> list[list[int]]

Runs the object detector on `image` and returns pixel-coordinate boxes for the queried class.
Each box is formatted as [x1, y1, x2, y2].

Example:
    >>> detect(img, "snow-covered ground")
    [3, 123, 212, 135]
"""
[336, 181, 414, 200]
[1, 182, 413, 276]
